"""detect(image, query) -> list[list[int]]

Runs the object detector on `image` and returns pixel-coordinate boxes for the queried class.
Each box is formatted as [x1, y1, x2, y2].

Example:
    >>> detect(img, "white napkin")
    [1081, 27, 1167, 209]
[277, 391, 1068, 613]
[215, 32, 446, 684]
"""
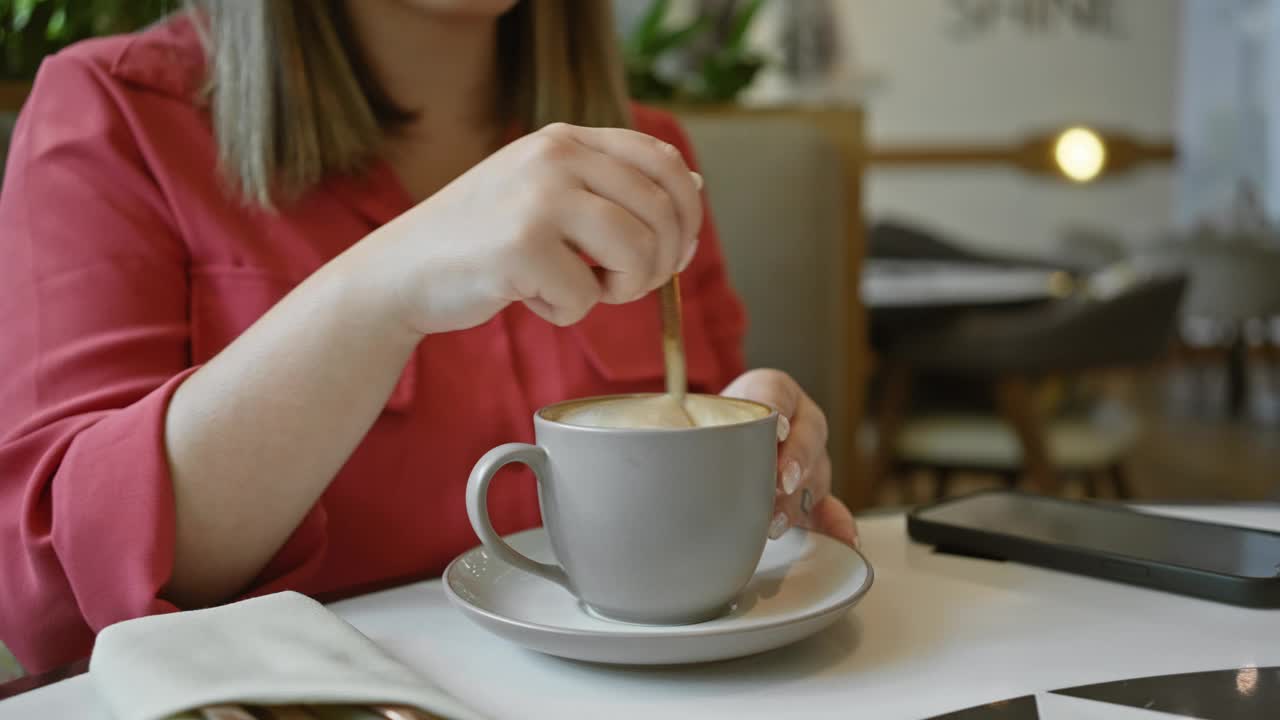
[89, 591, 484, 720]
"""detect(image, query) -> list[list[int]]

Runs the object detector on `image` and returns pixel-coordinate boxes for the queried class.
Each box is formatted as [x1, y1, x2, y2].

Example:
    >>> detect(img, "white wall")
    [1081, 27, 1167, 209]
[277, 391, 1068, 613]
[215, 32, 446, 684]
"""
[760, 0, 1182, 257]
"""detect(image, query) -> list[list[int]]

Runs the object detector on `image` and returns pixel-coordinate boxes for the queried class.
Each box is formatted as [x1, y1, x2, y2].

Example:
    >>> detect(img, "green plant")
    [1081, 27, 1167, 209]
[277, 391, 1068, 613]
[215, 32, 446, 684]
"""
[624, 0, 707, 101]
[0, 0, 175, 80]
[623, 0, 768, 104]
[689, 0, 765, 103]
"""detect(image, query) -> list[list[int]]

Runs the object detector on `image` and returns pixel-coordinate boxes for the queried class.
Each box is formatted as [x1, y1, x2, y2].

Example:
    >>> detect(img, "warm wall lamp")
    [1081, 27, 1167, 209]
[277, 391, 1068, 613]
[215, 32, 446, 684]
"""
[1053, 126, 1106, 183]
[868, 126, 1176, 182]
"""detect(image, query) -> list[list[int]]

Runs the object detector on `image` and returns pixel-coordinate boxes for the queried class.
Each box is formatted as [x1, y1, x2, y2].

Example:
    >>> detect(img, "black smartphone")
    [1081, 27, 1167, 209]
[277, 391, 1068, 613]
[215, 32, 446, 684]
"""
[907, 490, 1280, 608]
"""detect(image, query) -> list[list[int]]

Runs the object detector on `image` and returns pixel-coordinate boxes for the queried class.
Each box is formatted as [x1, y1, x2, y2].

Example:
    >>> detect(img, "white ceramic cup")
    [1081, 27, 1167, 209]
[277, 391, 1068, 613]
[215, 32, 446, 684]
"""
[467, 393, 778, 625]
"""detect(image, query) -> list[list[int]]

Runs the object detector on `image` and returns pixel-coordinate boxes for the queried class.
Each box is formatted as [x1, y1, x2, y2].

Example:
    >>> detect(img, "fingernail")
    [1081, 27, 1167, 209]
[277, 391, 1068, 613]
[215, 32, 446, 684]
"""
[776, 415, 791, 442]
[677, 237, 699, 272]
[854, 535, 863, 551]
[690, 171, 704, 191]
[781, 460, 802, 495]
[768, 512, 789, 540]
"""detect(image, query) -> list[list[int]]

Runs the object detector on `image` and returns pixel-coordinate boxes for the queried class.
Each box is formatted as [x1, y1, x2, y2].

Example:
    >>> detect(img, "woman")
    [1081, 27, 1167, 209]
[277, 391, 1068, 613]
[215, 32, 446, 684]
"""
[0, 0, 857, 674]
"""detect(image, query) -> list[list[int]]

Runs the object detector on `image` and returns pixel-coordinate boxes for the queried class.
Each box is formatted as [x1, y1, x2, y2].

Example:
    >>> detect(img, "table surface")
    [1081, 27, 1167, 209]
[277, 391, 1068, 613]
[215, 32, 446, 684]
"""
[3, 504, 1278, 720]
[862, 259, 1068, 308]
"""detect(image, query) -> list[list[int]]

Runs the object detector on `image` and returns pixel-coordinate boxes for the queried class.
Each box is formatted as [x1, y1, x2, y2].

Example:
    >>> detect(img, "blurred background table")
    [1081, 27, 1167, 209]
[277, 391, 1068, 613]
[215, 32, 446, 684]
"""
[862, 259, 1071, 310]
[860, 222, 1188, 509]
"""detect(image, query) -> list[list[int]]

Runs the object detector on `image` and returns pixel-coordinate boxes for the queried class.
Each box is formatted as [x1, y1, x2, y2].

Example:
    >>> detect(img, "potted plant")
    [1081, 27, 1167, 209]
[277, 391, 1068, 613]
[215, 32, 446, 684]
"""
[623, 0, 767, 105]
[0, 0, 175, 109]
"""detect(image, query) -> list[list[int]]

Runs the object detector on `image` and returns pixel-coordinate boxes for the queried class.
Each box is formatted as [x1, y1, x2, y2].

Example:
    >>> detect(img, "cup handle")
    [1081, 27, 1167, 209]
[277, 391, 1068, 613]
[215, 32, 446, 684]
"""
[466, 443, 571, 591]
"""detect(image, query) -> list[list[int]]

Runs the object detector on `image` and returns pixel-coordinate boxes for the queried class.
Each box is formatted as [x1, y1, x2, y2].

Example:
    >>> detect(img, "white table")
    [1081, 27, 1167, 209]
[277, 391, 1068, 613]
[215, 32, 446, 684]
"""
[863, 259, 1070, 308]
[3, 504, 1278, 719]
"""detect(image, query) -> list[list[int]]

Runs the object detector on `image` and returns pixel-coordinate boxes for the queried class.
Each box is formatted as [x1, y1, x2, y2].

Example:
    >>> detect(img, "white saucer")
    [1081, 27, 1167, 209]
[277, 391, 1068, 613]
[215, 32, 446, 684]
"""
[443, 527, 874, 665]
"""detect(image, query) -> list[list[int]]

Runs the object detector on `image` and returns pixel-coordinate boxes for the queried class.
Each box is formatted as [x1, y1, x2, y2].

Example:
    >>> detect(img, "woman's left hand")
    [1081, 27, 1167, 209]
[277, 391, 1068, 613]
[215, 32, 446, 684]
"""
[721, 369, 859, 548]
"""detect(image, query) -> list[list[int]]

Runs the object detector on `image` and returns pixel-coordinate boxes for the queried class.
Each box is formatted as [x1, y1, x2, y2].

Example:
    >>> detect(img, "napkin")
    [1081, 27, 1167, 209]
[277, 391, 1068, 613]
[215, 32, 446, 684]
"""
[89, 591, 484, 720]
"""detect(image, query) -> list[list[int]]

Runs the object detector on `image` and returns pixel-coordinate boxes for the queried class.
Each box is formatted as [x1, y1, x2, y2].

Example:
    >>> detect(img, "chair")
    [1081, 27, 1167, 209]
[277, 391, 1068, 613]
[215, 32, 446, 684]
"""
[678, 108, 868, 500]
[867, 238, 1187, 502]
[1135, 237, 1280, 418]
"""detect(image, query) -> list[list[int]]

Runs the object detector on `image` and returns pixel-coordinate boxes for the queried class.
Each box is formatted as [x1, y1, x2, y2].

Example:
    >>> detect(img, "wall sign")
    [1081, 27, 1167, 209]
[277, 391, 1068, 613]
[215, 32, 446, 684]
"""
[948, 0, 1123, 38]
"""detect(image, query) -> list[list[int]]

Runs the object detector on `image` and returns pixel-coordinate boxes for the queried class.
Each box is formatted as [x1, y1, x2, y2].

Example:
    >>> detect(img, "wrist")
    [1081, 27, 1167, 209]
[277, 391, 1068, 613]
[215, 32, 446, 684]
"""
[318, 235, 426, 355]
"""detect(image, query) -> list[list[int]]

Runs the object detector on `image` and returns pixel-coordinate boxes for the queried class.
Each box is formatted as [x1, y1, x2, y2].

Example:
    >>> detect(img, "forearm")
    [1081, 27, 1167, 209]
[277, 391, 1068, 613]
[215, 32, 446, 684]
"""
[162, 248, 419, 608]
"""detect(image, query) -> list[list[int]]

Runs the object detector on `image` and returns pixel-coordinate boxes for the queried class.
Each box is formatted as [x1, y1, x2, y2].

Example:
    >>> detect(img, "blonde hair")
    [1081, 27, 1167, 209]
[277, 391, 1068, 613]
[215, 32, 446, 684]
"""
[192, 1, 631, 206]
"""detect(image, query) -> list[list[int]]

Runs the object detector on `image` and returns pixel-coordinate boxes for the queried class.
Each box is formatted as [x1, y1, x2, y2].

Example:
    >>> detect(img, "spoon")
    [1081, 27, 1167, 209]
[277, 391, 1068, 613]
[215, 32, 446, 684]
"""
[654, 170, 705, 428]
[658, 275, 696, 427]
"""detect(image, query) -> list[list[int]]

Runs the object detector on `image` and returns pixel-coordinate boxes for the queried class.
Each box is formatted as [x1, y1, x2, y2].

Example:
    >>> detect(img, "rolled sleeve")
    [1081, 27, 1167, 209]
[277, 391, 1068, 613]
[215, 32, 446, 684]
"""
[51, 370, 195, 631]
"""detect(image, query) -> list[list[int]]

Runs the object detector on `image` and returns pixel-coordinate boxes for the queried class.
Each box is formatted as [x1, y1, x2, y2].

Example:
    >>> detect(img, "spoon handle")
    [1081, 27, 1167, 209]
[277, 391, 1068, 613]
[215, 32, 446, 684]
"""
[658, 276, 687, 403]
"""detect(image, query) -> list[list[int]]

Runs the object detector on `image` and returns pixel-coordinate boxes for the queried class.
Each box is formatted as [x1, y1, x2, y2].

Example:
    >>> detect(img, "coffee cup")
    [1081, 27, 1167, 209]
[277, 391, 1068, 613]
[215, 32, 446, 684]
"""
[466, 393, 777, 625]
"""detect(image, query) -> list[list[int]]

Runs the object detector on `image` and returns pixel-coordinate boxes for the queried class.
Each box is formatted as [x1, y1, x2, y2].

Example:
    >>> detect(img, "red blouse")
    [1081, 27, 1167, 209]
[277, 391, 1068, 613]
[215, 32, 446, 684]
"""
[0, 19, 746, 673]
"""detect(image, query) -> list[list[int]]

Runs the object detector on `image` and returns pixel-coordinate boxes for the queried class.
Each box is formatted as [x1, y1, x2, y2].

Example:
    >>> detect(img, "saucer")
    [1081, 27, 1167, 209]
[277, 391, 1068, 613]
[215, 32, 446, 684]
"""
[443, 527, 873, 665]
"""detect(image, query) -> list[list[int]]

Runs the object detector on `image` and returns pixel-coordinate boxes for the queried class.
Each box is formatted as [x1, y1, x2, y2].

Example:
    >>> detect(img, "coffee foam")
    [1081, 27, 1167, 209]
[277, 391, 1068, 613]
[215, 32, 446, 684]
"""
[549, 394, 770, 430]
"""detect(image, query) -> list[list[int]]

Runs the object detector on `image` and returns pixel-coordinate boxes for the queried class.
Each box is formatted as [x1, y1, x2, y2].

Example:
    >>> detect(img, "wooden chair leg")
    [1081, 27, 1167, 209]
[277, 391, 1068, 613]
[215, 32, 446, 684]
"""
[1082, 471, 1100, 499]
[1227, 331, 1250, 418]
[1109, 463, 1133, 500]
[994, 376, 1058, 495]
[863, 365, 913, 509]
[933, 468, 953, 501]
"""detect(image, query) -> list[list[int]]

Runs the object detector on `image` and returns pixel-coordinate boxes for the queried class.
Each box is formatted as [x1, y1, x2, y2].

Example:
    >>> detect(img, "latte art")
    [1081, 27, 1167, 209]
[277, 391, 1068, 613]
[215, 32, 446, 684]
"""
[553, 394, 770, 430]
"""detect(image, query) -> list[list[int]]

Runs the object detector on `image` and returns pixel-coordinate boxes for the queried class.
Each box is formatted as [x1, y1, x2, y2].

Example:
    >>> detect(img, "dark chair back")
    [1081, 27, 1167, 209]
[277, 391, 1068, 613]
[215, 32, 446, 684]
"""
[886, 266, 1188, 376]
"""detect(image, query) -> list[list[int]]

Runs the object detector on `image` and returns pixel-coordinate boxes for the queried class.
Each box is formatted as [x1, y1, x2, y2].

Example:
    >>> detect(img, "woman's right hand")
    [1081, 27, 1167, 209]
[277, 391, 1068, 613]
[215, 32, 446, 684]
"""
[158, 122, 702, 608]
[357, 122, 704, 338]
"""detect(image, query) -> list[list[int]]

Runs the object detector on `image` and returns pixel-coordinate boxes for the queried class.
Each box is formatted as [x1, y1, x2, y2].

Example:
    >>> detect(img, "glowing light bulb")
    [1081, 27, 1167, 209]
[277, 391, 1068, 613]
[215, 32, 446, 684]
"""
[1054, 126, 1107, 183]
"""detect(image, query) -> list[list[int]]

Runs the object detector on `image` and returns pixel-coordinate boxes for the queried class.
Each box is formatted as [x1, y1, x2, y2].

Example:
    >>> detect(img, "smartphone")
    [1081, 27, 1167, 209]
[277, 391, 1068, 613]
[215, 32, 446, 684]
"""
[907, 490, 1280, 608]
